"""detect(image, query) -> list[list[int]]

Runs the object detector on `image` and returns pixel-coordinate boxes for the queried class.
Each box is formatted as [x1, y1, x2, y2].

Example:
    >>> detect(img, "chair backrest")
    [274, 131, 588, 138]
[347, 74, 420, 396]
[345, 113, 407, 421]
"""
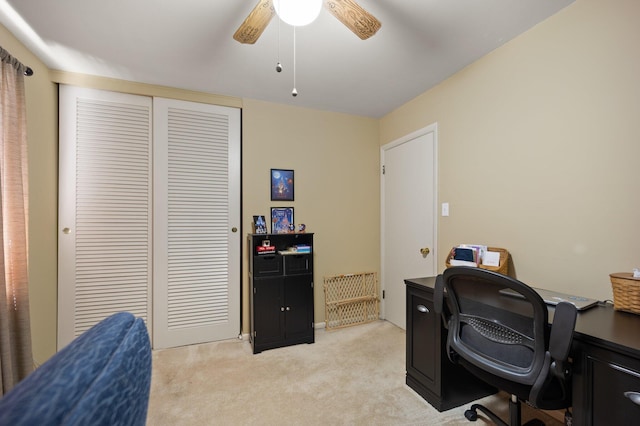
[439, 267, 549, 386]
[435, 266, 577, 409]
[0, 312, 152, 426]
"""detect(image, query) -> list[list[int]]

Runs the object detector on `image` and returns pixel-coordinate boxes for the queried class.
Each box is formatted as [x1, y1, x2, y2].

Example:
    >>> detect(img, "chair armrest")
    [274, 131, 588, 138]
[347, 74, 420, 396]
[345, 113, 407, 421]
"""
[549, 301, 577, 379]
[549, 301, 577, 362]
[434, 275, 444, 315]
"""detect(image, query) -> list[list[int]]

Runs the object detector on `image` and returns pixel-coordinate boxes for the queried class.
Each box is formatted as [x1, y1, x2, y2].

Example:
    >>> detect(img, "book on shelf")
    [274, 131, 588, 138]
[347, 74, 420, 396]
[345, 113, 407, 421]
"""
[277, 245, 312, 255]
[256, 245, 276, 255]
[293, 244, 311, 253]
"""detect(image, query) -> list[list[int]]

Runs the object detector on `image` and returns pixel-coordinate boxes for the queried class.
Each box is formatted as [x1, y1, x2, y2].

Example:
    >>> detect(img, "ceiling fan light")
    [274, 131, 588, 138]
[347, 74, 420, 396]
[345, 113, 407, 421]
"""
[273, 0, 322, 27]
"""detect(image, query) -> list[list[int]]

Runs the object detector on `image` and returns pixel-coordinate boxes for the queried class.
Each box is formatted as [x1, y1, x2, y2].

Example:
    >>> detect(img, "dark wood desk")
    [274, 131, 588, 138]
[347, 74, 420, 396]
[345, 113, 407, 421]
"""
[405, 277, 640, 425]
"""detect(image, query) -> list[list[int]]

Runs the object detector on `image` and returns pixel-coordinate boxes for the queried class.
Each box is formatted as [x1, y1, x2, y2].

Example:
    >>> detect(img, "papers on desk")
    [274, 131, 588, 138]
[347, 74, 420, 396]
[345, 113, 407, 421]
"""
[449, 244, 501, 268]
[450, 245, 482, 267]
[449, 259, 479, 267]
[482, 251, 501, 267]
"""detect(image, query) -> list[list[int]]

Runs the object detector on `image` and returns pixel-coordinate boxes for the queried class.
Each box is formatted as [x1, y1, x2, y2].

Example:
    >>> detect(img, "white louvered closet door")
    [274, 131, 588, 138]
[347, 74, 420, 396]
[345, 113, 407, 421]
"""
[59, 88, 241, 350]
[58, 86, 153, 349]
[152, 98, 240, 349]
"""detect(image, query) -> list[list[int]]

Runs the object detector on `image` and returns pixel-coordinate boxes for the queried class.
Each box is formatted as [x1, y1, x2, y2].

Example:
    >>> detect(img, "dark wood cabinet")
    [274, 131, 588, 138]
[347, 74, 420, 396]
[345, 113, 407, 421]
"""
[406, 276, 640, 422]
[405, 277, 496, 411]
[571, 308, 640, 426]
[249, 233, 314, 354]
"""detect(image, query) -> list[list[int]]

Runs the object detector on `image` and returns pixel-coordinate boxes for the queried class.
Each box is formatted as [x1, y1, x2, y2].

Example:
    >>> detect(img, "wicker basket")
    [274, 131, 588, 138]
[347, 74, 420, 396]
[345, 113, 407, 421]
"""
[324, 272, 379, 331]
[610, 272, 640, 314]
[445, 246, 510, 276]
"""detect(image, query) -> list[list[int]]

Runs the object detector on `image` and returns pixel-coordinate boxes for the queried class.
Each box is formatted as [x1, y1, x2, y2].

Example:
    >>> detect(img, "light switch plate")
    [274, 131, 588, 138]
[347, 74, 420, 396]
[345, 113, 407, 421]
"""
[442, 202, 449, 216]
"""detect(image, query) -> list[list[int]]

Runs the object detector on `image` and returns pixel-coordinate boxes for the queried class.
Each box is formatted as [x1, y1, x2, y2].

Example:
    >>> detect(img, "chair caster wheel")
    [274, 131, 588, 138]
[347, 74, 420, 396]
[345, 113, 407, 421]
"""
[465, 409, 478, 421]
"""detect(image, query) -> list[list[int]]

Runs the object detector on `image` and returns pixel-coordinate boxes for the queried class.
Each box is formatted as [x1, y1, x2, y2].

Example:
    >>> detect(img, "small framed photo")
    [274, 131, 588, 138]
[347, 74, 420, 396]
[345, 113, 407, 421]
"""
[252, 215, 267, 234]
[271, 169, 294, 201]
[271, 207, 294, 234]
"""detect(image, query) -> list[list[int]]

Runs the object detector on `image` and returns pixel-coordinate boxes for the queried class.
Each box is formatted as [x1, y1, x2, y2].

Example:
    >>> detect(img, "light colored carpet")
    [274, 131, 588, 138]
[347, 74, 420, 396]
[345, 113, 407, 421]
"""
[147, 320, 564, 425]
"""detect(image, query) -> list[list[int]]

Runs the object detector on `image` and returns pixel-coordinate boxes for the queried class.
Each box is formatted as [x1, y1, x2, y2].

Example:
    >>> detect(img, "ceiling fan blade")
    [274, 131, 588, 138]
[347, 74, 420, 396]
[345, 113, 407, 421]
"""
[324, 0, 381, 40]
[233, 0, 275, 44]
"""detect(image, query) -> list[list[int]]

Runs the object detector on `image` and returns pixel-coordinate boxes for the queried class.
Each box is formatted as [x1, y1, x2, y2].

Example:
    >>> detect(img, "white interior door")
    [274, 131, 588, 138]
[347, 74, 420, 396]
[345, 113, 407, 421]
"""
[152, 98, 241, 349]
[381, 124, 438, 329]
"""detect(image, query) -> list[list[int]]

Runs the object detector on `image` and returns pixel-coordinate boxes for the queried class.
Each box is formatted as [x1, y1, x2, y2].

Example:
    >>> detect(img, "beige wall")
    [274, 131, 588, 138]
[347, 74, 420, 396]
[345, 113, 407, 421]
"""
[380, 0, 640, 300]
[1, 24, 58, 365]
[5, 0, 639, 362]
[2, 23, 381, 361]
[241, 99, 380, 330]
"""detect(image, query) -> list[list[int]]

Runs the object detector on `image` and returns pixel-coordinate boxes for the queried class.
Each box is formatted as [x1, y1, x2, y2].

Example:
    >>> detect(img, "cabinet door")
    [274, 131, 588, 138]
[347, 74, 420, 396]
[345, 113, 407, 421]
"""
[405, 281, 497, 411]
[253, 277, 285, 347]
[284, 275, 314, 342]
[406, 287, 438, 391]
[592, 359, 640, 425]
[575, 343, 640, 425]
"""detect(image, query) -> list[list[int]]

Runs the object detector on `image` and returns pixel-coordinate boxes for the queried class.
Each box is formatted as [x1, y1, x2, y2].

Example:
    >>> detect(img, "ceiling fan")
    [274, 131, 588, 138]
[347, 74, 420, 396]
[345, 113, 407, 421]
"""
[233, 0, 381, 44]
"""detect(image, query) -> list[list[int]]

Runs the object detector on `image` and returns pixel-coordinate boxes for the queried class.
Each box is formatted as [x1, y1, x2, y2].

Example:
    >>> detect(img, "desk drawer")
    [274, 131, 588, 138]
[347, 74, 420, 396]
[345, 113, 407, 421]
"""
[574, 342, 640, 425]
[253, 255, 283, 277]
[284, 254, 312, 275]
[591, 353, 640, 425]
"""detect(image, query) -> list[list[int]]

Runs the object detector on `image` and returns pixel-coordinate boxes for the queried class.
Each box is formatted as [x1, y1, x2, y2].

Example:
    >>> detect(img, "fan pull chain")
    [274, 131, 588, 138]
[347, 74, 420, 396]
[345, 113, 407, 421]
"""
[276, 16, 282, 72]
[292, 26, 297, 97]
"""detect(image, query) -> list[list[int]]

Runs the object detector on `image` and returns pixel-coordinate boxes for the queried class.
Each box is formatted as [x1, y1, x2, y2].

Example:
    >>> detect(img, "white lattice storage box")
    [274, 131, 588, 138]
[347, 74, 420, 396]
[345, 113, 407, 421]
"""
[323, 272, 379, 330]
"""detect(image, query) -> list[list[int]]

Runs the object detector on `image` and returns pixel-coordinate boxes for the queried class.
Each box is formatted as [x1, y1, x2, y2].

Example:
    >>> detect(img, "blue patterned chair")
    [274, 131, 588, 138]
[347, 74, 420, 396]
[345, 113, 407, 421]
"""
[0, 312, 152, 426]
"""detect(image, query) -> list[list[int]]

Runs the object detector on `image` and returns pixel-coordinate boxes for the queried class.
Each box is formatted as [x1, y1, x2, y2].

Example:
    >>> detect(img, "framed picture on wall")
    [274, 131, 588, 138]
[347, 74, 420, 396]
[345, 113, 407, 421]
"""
[271, 169, 294, 201]
[271, 207, 294, 234]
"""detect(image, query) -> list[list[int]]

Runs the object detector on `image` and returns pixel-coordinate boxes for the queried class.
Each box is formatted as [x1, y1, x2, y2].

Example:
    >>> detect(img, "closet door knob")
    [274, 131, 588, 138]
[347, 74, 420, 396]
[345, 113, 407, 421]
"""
[417, 305, 429, 313]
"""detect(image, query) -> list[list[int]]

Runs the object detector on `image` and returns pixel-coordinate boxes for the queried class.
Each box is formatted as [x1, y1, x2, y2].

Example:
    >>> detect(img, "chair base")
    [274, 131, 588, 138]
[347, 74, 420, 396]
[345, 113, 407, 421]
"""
[464, 395, 546, 426]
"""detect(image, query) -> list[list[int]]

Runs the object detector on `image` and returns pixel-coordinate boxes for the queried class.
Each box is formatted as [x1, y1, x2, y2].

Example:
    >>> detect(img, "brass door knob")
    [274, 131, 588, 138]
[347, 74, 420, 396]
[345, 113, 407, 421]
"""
[420, 247, 430, 256]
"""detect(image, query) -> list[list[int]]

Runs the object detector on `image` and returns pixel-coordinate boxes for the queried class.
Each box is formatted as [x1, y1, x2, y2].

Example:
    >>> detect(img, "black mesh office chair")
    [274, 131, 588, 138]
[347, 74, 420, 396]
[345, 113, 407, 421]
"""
[434, 267, 577, 426]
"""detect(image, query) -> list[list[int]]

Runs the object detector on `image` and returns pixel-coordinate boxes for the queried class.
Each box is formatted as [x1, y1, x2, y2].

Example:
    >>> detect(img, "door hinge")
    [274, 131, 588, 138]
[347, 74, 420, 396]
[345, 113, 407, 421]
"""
[311, 281, 314, 288]
[253, 287, 256, 294]
[382, 165, 385, 175]
[382, 290, 385, 299]
[253, 331, 256, 337]
[311, 322, 315, 329]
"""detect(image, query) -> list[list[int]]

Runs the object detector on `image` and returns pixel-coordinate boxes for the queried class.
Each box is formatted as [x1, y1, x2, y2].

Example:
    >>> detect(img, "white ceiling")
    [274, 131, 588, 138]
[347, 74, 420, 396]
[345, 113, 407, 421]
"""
[2, 0, 574, 118]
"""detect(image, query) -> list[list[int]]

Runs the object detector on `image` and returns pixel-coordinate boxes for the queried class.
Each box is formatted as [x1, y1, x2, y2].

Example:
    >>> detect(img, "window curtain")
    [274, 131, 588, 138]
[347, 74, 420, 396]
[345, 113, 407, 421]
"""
[0, 46, 32, 395]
